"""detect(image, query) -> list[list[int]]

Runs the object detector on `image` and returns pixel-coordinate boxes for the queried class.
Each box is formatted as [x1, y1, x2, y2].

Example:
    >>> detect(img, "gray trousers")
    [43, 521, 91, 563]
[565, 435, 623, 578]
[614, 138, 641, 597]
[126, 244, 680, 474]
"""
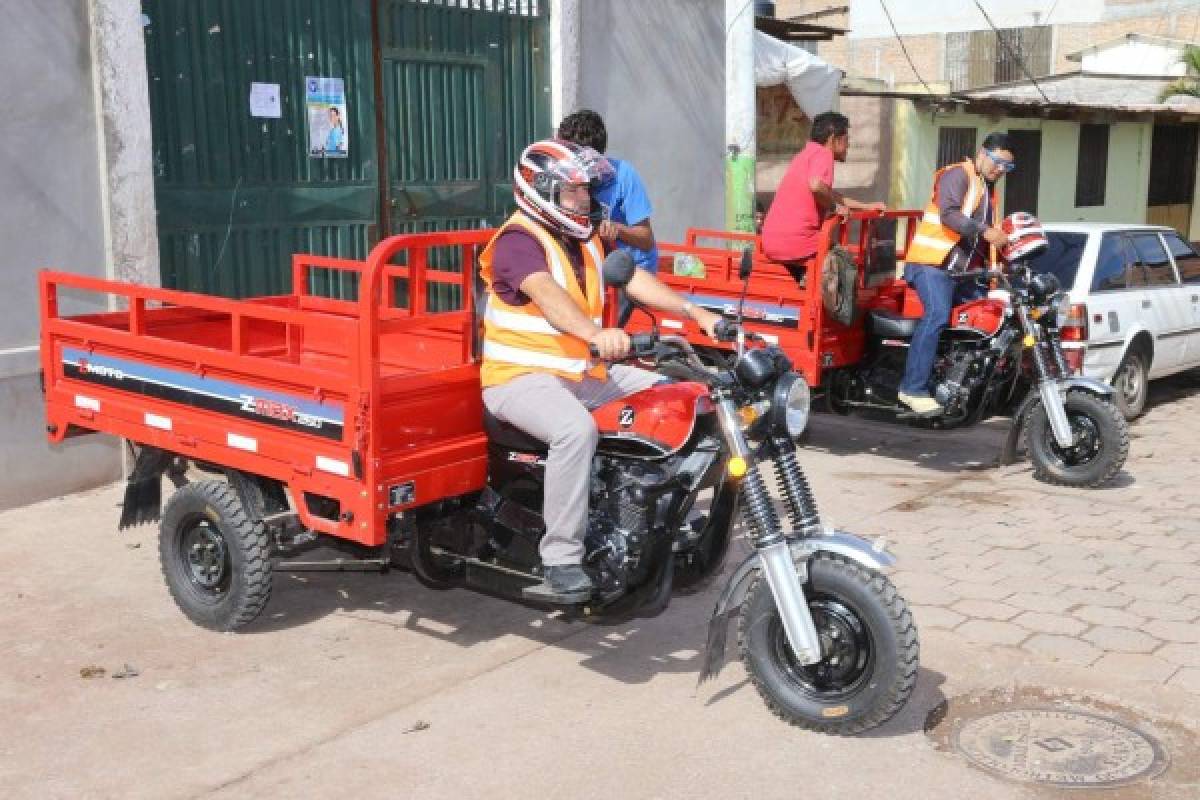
[482, 365, 662, 566]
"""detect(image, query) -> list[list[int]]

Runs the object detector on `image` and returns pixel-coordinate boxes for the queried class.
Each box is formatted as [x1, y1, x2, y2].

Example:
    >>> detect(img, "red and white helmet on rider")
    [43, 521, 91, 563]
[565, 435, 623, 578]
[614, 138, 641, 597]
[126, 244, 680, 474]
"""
[1000, 211, 1048, 263]
[513, 139, 614, 240]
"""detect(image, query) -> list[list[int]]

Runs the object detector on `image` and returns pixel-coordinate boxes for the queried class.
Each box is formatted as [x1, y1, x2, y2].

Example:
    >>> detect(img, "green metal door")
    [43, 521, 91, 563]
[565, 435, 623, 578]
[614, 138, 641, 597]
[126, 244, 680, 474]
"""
[143, 0, 378, 297]
[378, 0, 550, 236]
[143, 0, 548, 299]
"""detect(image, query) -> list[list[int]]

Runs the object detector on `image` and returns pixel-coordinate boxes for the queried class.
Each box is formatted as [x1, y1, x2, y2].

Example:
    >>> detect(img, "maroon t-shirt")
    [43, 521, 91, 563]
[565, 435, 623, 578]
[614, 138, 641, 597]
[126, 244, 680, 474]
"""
[490, 227, 587, 305]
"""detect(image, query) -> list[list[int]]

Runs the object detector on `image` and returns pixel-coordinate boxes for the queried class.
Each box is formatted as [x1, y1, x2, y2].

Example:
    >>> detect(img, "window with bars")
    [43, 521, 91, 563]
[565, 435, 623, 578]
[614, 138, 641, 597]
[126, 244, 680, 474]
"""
[937, 127, 976, 168]
[945, 26, 1052, 91]
[1075, 124, 1109, 208]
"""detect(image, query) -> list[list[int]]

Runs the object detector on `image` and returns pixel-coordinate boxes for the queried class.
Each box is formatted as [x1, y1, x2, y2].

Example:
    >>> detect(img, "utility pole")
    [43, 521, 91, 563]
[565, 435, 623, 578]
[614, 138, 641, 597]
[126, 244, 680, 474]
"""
[725, 0, 757, 234]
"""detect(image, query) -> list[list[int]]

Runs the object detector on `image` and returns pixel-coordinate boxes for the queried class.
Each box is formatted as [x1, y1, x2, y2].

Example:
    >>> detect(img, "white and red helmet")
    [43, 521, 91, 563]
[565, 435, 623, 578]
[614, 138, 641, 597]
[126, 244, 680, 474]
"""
[1000, 211, 1048, 263]
[513, 139, 614, 240]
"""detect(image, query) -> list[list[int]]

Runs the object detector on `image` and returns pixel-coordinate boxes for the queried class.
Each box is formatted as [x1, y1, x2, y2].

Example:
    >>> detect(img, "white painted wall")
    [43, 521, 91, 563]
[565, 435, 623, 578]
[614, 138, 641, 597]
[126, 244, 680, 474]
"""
[0, 0, 129, 509]
[1080, 40, 1189, 76]
[575, 0, 727, 243]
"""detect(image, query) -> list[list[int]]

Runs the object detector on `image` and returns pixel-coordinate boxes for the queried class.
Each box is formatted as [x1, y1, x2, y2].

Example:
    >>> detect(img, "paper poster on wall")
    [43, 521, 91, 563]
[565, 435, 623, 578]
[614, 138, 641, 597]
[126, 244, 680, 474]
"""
[306, 76, 348, 158]
[249, 82, 281, 118]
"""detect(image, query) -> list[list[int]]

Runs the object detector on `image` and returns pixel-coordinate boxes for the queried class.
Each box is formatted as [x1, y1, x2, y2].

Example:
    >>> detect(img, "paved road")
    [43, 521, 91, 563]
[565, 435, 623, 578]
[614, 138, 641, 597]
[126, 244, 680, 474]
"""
[3, 375, 1199, 799]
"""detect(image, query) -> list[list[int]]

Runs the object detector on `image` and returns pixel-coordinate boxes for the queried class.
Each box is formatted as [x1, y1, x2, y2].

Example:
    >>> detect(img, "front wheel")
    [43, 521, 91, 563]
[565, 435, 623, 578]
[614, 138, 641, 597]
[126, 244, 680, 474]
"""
[1026, 389, 1129, 488]
[738, 553, 919, 735]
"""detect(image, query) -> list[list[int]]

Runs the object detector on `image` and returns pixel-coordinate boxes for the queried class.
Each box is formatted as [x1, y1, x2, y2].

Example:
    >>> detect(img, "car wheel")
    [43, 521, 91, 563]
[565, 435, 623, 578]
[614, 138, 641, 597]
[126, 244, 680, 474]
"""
[1111, 348, 1149, 420]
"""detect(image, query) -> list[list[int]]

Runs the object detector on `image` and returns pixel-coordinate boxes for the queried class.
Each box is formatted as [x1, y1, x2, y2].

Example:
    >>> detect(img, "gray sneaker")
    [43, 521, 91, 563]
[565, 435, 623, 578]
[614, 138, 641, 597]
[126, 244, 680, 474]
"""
[523, 564, 594, 604]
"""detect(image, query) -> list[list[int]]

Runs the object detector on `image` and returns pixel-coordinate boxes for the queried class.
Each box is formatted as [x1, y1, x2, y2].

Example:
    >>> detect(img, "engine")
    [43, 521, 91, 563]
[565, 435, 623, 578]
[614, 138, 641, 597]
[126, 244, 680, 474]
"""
[931, 342, 990, 419]
[583, 457, 670, 592]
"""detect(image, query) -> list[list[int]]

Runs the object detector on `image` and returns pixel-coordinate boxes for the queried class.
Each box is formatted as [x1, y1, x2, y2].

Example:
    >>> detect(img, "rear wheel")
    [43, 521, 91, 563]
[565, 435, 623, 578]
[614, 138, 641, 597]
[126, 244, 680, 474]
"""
[1111, 348, 1149, 420]
[738, 553, 919, 735]
[159, 480, 271, 631]
[1027, 389, 1129, 487]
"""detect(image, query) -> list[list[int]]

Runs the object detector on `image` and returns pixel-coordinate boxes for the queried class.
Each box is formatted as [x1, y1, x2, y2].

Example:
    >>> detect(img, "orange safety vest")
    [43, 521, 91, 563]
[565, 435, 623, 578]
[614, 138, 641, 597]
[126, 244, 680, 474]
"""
[906, 158, 999, 268]
[478, 212, 607, 388]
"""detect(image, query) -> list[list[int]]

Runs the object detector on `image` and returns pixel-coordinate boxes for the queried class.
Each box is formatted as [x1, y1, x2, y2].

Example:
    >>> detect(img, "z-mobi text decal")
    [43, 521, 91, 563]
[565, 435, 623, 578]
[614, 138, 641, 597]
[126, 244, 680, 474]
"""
[687, 293, 800, 329]
[61, 347, 344, 440]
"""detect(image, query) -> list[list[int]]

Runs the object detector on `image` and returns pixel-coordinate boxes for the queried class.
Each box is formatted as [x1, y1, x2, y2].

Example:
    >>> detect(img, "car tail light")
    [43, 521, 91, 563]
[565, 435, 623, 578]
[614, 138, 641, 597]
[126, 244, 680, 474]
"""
[1063, 345, 1085, 375]
[1059, 302, 1088, 342]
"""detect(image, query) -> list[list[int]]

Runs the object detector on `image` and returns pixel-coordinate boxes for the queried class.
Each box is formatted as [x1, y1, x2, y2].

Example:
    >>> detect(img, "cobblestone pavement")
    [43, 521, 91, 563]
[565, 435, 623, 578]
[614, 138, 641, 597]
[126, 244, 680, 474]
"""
[3, 373, 1200, 798]
[802, 371, 1200, 695]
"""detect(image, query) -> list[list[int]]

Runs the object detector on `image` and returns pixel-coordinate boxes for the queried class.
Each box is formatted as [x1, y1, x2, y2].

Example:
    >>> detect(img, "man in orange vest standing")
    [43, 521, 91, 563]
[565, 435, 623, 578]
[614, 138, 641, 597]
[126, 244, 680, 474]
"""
[897, 132, 1015, 415]
[479, 139, 722, 602]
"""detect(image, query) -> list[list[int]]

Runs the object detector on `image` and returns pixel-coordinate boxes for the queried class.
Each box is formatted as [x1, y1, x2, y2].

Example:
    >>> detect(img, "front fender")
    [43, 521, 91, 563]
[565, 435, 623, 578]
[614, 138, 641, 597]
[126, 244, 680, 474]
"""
[1054, 375, 1114, 397]
[696, 530, 896, 683]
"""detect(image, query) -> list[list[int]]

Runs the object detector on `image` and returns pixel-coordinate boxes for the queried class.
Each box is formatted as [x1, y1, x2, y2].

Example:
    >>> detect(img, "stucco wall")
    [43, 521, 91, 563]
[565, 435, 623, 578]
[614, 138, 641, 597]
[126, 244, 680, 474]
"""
[890, 105, 1156, 231]
[0, 1, 125, 508]
[576, 0, 726, 243]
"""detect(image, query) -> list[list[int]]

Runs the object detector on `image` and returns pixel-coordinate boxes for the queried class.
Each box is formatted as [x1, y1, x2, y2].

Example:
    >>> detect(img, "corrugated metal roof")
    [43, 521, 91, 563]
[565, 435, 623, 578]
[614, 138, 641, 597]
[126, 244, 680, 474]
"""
[961, 71, 1193, 112]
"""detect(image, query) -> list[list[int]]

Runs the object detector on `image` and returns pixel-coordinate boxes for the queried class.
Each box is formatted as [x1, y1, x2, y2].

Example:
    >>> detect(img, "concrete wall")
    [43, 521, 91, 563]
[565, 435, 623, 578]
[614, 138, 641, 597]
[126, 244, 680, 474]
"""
[0, 1, 132, 509]
[1080, 40, 1188, 76]
[889, 105, 1158, 231]
[576, 0, 726, 243]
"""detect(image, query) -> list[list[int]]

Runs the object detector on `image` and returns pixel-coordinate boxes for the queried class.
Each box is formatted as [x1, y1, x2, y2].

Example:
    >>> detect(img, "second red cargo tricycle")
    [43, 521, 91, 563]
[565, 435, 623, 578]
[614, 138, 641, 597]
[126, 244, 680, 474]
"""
[630, 212, 1129, 488]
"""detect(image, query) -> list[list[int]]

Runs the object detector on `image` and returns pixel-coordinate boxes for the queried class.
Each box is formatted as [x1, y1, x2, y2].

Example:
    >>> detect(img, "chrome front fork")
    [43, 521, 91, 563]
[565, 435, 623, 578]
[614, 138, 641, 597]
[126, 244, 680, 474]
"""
[1038, 380, 1076, 448]
[1018, 306, 1076, 449]
[715, 396, 822, 665]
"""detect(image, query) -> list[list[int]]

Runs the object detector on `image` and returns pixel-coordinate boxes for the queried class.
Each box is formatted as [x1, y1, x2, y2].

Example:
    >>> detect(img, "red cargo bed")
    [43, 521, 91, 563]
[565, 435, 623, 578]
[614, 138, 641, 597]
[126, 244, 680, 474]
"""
[41, 231, 497, 546]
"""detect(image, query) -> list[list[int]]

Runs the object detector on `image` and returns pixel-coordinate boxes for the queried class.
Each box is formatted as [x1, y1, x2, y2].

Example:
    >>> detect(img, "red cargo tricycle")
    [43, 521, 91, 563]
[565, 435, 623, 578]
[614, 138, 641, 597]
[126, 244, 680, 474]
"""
[40, 231, 918, 734]
[630, 212, 1129, 488]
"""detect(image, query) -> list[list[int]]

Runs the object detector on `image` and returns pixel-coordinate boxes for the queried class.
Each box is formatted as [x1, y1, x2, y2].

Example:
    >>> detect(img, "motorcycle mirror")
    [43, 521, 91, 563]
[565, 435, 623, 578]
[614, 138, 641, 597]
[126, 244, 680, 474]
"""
[602, 250, 637, 288]
[738, 248, 754, 281]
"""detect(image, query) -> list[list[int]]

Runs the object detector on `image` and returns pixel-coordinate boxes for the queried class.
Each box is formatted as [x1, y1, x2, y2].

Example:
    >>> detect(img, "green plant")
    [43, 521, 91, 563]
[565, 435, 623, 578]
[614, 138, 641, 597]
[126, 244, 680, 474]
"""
[1159, 44, 1200, 101]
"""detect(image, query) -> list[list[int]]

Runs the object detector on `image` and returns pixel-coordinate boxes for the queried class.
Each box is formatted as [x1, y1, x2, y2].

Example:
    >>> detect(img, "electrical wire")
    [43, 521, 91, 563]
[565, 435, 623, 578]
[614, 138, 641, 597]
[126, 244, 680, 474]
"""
[1043, 0, 1061, 26]
[877, 0, 937, 95]
[972, 0, 1052, 103]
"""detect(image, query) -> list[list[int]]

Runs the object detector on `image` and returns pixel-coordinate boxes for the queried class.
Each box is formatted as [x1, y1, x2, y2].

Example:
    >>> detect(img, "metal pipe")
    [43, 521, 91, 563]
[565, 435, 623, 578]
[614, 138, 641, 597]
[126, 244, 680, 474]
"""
[759, 541, 822, 665]
[1039, 380, 1076, 449]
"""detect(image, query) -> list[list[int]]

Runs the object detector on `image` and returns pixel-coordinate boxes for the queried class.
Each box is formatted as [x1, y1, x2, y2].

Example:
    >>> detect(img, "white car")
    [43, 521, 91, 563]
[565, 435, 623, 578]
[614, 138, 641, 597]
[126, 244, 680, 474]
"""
[1028, 223, 1200, 419]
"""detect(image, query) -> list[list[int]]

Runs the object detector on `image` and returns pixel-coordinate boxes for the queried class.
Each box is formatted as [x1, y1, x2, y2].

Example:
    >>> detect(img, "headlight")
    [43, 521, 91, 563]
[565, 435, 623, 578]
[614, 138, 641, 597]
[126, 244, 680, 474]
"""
[771, 373, 811, 438]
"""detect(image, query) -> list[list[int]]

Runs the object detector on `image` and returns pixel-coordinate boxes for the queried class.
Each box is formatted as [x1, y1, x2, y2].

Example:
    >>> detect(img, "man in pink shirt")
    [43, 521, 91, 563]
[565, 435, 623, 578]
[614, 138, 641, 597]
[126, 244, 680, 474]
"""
[762, 112, 885, 273]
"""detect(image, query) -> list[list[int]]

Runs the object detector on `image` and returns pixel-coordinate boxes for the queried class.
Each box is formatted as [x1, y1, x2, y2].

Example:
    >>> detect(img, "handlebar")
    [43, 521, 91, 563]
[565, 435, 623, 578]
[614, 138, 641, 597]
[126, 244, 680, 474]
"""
[587, 318, 745, 359]
[713, 318, 739, 342]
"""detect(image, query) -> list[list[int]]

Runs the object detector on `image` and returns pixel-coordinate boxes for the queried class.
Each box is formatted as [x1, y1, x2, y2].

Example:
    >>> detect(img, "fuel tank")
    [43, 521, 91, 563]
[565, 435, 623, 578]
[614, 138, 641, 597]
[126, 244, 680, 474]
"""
[592, 382, 712, 458]
[949, 297, 1006, 337]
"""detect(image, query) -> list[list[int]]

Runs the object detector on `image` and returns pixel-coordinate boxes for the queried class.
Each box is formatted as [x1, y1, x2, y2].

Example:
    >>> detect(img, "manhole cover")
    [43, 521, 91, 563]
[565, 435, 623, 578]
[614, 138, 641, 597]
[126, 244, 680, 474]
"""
[953, 708, 1168, 788]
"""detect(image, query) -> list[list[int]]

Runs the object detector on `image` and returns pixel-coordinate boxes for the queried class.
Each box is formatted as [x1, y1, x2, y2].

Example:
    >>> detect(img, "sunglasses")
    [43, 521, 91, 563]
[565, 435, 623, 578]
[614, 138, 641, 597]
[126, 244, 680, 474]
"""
[986, 150, 1016, 173]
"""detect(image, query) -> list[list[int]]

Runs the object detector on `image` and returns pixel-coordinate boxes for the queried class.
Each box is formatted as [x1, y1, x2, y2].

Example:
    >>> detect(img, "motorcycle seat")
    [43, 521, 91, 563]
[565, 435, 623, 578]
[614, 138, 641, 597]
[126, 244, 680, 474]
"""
[482, 408, 547, 453]
[868, 310, 919, 339]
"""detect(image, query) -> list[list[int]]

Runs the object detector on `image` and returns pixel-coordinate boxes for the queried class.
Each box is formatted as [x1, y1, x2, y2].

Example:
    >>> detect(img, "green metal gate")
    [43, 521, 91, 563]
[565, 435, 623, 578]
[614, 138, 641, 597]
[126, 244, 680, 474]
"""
[144, 0, 549, 299]
[379, 0, 549, 236]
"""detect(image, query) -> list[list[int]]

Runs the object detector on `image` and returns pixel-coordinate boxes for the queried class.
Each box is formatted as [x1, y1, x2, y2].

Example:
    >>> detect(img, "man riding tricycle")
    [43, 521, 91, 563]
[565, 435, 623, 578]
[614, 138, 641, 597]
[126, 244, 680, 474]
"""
[40, 139, 919, 735]
[631, 207, 1130, 489]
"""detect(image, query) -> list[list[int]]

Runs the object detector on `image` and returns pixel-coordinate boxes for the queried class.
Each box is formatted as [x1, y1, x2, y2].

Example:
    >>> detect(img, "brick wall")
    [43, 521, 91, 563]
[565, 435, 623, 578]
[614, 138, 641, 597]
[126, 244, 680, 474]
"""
[1055, 11, 1200, 74]
[769, 0, 1199, 85]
